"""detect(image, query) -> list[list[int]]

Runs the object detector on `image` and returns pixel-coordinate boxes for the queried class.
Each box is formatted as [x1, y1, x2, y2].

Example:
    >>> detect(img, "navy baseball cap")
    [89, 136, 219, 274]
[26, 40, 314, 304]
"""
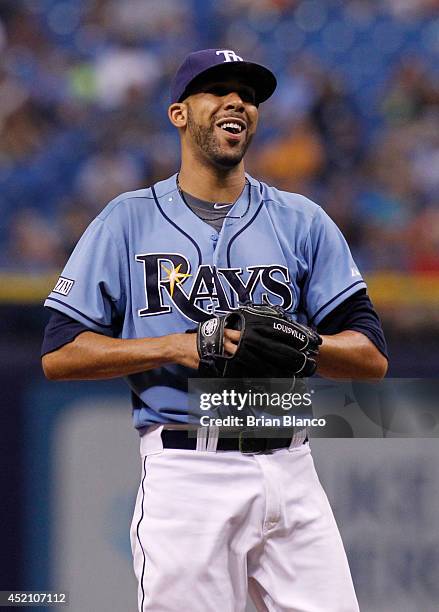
[170, 49, 277, 105]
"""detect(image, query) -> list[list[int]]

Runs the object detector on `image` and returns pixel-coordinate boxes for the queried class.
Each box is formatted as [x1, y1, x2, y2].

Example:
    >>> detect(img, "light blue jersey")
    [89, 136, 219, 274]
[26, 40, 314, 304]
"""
[45, 174, 366, 429]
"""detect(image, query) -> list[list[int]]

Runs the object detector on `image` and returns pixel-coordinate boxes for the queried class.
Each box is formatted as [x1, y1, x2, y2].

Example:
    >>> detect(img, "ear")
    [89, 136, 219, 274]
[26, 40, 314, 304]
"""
[168, 103, 187, 128]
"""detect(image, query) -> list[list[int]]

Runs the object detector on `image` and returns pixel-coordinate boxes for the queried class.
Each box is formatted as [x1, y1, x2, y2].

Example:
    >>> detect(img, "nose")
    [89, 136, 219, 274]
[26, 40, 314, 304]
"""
[223, 92, 245, 113]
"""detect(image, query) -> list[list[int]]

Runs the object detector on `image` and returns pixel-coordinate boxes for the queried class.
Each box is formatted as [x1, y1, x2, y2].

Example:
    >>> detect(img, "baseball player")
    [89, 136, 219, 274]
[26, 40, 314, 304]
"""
[42, 49, 388, 611]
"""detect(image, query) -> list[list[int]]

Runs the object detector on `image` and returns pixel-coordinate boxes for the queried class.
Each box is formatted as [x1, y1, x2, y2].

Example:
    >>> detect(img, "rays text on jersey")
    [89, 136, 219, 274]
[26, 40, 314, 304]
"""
[135, 252, 293, 321]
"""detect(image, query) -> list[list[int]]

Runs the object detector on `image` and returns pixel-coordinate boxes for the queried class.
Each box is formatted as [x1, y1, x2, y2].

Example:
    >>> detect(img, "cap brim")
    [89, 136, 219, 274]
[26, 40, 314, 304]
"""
[179, 61, 277, 104]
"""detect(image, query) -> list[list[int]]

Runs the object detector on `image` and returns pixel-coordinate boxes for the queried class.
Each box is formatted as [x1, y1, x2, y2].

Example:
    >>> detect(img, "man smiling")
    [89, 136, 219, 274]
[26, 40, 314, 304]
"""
[42, 49, 387, 611]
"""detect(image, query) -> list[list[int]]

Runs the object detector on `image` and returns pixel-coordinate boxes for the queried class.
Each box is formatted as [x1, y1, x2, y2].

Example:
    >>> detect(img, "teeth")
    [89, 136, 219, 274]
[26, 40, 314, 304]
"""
[219, 122, 243, 133]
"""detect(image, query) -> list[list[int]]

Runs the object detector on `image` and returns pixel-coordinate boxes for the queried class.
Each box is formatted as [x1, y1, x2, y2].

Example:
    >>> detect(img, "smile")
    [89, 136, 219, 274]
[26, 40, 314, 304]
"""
[216, 117, 247, 135]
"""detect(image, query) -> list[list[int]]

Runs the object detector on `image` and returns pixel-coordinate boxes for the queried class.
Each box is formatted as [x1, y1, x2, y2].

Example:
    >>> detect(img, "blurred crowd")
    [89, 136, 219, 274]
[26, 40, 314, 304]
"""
[0, 0, 438, 274]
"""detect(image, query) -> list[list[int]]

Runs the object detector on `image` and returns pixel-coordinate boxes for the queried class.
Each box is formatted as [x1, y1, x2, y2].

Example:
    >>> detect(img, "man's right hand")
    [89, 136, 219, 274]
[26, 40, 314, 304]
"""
[174, 329, 240, 370]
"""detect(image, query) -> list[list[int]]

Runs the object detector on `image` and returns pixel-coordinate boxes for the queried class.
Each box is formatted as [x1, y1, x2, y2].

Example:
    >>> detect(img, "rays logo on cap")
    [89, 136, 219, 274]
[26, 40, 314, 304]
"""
[215, 50, 243, 63]
[170, 48, 277, 104]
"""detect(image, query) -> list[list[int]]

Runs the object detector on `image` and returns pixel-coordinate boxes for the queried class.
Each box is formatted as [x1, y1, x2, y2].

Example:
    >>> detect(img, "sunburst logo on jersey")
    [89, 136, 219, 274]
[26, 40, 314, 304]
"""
[161, 263, 192, 297]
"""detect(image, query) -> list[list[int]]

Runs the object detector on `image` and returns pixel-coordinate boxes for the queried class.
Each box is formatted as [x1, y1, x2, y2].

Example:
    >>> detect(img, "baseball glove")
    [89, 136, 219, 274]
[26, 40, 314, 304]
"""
[196, 303, 322, 378]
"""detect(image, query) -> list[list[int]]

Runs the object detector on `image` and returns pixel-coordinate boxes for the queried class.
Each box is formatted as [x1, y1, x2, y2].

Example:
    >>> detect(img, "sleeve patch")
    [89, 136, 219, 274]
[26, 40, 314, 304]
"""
[52, 276, 75, 296]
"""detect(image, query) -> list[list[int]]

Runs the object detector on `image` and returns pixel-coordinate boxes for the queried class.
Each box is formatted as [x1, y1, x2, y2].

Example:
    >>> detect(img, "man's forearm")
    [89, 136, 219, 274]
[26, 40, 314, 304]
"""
[316, 330, 388, 380]
[42, 331, 199, 380]
[43, 328, 387, 383]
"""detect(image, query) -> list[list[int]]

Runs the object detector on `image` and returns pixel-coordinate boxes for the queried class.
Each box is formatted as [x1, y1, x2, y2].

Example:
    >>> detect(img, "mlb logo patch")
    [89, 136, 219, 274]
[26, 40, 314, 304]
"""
[53, 276, 75, 296]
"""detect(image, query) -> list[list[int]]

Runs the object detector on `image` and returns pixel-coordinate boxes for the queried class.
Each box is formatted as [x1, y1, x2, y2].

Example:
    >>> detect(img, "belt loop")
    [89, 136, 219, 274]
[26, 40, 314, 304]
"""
[206, 426, 219, 452]
[289, 427, 307, 450]
[196, 427, 208, 451]
[140, 425, 165, 456]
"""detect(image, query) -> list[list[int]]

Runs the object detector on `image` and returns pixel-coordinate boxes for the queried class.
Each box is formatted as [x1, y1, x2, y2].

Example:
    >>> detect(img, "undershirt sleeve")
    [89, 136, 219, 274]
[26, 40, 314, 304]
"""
[316, 289, 388, 359]
[41, 309, 96, 357]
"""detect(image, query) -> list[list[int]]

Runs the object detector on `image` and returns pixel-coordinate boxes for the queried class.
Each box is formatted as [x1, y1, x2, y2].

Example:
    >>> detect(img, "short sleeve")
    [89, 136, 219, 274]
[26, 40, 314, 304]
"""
[44, 217, 126, 335]
[303, 207, 367, 325]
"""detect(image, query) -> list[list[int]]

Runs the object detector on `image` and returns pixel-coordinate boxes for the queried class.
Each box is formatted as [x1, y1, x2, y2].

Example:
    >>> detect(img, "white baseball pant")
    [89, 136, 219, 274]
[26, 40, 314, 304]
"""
[130, 426, 359, 612]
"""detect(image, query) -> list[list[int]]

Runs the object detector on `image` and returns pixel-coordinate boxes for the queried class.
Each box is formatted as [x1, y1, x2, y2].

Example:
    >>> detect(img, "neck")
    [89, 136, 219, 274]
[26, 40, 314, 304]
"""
[178, 149, 246, 203]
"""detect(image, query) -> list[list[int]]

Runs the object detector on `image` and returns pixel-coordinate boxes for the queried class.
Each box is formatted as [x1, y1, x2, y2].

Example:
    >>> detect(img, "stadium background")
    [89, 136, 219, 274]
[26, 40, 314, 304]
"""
[0, 1, 438, 610]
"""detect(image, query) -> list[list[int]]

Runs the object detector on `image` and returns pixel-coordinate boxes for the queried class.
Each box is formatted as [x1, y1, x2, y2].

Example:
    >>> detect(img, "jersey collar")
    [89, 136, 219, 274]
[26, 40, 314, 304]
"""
[153, 173, 262, 228]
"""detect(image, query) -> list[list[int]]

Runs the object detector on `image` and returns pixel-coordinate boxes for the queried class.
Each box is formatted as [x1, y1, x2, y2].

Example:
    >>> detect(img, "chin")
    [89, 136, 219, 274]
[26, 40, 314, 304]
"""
[212, 153, 244, 168]
[210, 145, 247, 168]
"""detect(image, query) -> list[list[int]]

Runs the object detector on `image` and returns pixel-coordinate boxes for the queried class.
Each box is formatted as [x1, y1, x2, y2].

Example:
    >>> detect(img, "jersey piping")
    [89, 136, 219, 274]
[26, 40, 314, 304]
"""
[309, 280, 365, 324]
[151, 185, 203, 268]
[44, 297, 114, 329]
[226, 182, 265, 308]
